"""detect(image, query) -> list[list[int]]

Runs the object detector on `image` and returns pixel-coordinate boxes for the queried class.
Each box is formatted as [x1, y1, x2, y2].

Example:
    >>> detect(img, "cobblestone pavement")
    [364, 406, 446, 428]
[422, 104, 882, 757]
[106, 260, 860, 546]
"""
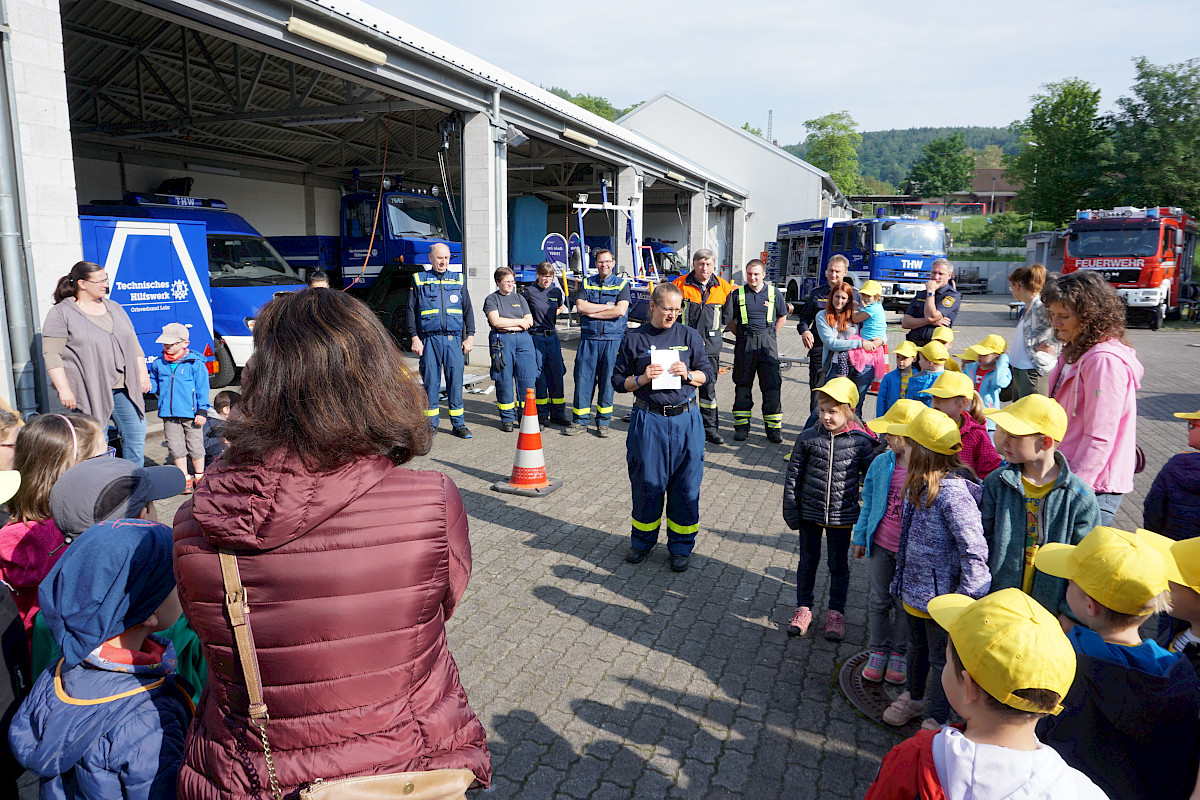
[153, 295, 1200, 799]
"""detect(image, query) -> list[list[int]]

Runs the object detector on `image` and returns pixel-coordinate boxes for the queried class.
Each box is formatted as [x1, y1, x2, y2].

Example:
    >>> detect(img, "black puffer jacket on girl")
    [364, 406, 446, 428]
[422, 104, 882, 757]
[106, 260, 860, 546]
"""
[783, 425, 877, 528]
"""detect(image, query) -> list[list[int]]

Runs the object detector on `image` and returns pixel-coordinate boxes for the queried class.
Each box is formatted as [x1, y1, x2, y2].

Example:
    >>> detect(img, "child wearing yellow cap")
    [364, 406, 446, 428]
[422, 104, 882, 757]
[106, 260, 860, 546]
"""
[853, 400, 925, 685]
[981, 395, 1100, 617]
[1144, 407, 1200, 543]
[920, 371, 1002, 479]
[904, 341, 949, 408]
[865, 589, 1107, 800]
[1033, 526, 1200, 800]
[880, 408, 990, 731]
[783, 377, 878, 642]
[874, 340, 918, 417]
[1152, 536, 1200, 680]
[961, 334, 1012, 424]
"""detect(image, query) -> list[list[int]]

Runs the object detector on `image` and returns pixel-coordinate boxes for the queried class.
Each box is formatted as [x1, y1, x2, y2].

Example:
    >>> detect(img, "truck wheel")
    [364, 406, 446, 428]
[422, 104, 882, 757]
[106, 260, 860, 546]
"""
[1150, 303, 1165, 331]
[209, 342, 236, 388]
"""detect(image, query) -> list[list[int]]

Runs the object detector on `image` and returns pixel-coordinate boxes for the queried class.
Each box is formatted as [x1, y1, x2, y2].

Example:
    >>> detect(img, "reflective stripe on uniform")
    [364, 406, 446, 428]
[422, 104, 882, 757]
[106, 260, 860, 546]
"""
[737, 285, 775, 326]
[448, 408, 464, 416]
[597, 405, 613, 415]
[551, 398, 566, 405]
[424, 409, 439, 417]
[535, 398, 548, 406]
[666, 519, 699, 536]
[764, 413, 783, 429]
[497, 401, 515, 411]
[631, 516, 661, 532]
[573, 407, 589, 416]
[698, 400, 717, 409]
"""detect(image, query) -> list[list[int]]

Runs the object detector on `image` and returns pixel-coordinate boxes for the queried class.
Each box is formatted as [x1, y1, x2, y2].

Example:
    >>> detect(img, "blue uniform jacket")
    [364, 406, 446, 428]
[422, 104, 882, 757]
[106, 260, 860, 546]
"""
[147, 352, 209, 419]
[9, 655, 193, 800]
[573, 274, 630, 340]
[405, 269, 475, 337]
[611, 322, 713, 405]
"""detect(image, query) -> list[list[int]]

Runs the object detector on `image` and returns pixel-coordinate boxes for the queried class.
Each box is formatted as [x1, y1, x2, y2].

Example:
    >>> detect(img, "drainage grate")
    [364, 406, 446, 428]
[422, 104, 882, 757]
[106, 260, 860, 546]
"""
[838, 650, 922, 738]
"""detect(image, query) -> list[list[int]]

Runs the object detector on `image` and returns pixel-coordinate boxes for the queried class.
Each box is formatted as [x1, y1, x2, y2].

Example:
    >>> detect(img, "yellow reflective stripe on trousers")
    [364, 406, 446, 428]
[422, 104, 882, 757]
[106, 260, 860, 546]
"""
[666, 519, 699, 536]
[448, 408, 464, 416]
[424, 409, 439, 417]
[597, 405, 613, 414]
[535, 398, 548, 406]
[497, 401, 515, 410]
[631, 517, 661, 532]
[573, 407, 589, 416]
[551, 398, 566, 405]
[698, 400, 717, 409]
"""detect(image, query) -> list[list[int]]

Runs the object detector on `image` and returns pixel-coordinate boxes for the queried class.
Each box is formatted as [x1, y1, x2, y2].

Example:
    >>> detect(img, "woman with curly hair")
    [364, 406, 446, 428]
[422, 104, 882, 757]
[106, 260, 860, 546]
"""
[1042, 270, 1143, 524]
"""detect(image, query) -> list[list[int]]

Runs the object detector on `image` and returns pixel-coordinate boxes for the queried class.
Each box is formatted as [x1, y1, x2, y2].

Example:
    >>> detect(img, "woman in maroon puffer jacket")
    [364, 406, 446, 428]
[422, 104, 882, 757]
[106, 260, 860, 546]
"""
[173, 289, 490, 799]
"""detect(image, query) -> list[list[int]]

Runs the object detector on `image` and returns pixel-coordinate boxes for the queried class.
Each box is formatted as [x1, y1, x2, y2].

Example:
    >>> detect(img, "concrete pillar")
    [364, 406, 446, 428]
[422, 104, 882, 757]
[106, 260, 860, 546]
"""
[730, 205, 747, 280]
[614, 166, 643, 275]
[460, 110, 503, 343]
[688, 191, 707, 264]
[3, 0, 80, 411]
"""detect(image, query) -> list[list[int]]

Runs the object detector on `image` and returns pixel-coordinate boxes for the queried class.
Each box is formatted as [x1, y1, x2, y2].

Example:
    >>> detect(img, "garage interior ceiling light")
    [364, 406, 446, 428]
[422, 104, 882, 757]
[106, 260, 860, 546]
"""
[721, 192, 734, 201]
[508, 165, 545, 172]
[561, 128, 598, 148]
[186, 163, 241, 177]
[665, 170, 687, 182]
[282, 115, 365, 128]
[286, 17, 387, 66]
[112, 128, 182, 140]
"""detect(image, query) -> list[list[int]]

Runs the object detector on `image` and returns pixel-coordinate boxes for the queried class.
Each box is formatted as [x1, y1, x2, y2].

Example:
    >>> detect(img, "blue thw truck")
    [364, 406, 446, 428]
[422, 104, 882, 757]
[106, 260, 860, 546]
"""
[773, 213, 947, 310]
[79, 193, 306, 387]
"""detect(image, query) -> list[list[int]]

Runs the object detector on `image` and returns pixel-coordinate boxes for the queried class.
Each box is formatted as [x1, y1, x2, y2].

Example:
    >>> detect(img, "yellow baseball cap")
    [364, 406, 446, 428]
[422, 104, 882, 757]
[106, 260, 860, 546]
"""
[984, 394, 1068, 441]
[816, 376, 859, 408]
[1174, 409, 1200, 421]
[867, 398, 926, 435]
[888, 407, 962, 455]
[930, 328, 955, 344]
[0, 470, 18, 505]
[1141, 529, 1200, 593]
[919, 341, 949, 362]
[929, 588, 1075, 715]
[958, 346, 980, 363]
[859, 280, 883, 297]
[1035, 526, 1169, 616]
[920, 370, 975, 399]
[974, 334, 1008, 355]
[894, 340, 918, 358]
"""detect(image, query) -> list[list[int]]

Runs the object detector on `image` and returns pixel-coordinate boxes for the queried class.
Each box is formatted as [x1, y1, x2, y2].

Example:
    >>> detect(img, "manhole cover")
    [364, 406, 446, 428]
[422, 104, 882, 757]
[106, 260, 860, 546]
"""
[838, 650, 922, 738]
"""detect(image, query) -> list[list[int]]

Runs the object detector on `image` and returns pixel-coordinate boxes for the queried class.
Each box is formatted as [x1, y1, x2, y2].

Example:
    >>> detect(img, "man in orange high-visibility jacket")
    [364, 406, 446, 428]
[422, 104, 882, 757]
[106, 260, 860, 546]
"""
[673, 249, 734, 445]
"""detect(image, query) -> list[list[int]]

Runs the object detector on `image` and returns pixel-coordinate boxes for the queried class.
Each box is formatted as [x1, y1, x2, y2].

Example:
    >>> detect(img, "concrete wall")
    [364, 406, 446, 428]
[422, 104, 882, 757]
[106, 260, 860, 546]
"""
[619, 95, 824, 256]
[6, 0, 81, 326]
[74, 158, 342, 237]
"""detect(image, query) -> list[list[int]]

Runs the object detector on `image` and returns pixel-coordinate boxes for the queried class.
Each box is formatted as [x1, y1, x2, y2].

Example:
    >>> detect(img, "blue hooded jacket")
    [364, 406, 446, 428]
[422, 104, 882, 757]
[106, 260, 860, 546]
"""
[8, 643, 193, 800]
[147, 351, 209, 419]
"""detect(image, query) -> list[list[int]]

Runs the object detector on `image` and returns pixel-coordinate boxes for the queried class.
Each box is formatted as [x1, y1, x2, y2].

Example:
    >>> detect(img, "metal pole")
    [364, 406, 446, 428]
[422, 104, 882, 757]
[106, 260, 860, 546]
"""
[0, 0, 40, 415]
[1028, 161, 1037, 234]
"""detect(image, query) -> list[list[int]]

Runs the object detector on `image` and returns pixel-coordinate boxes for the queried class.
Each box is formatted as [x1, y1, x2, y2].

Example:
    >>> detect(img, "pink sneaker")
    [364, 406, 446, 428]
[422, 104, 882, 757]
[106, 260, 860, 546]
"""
[862, 650, 887, 682]
[824, 610, 845, 641]
[882, 691, 926, 726]
[885, 652, 907, 685]
[788, 606, 813, 637]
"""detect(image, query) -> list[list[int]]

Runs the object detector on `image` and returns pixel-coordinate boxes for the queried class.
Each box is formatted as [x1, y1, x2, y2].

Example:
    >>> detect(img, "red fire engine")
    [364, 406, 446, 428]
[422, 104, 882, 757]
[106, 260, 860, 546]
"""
[1062, 206, 1197, 329]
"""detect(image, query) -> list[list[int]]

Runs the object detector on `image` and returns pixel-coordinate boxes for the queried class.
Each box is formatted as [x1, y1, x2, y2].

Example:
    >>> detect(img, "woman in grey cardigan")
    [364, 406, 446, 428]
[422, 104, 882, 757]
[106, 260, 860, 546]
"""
[42, 261, 151, 465]
[1007, 264, 1059, 398]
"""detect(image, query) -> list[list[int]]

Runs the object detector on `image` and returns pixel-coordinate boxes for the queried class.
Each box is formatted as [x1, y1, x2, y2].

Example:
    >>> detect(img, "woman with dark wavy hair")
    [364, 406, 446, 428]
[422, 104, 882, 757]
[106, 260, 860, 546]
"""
[173, 289, 490, 800]
[1042, 270, 1143, 524]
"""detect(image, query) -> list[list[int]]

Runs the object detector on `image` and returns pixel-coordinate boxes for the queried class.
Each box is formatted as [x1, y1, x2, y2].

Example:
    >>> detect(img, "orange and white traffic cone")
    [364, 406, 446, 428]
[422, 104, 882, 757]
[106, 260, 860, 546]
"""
[492, 388, 563, 497]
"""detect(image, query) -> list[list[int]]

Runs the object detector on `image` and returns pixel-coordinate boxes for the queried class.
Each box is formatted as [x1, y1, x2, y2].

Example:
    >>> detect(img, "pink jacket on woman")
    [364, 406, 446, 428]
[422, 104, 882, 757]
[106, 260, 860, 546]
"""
[1048, 339, 1143, 494]
[173, 453, 490, 800]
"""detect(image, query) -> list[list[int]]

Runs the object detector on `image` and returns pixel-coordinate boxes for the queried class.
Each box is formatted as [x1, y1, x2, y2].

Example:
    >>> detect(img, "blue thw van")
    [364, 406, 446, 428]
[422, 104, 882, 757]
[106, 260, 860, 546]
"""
[79, 194, 305, 387]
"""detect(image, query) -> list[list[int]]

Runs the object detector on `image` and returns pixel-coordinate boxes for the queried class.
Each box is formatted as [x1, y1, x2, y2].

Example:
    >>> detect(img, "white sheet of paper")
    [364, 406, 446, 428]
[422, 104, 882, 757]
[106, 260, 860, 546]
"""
[650, 348, 681, 390]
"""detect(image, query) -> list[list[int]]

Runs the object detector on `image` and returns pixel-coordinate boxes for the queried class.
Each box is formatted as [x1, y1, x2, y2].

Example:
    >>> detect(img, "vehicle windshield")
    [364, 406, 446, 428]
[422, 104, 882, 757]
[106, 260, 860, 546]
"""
[875, 222, 945, 254]
[208, 236, 302, 286]
[386, 195, 448, 239]
[1069, 227, 1160, 257]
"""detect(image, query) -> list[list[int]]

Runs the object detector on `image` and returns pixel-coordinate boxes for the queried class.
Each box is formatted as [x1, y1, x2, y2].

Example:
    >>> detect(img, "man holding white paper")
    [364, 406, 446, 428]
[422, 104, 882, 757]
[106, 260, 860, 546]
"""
[612, 282, 714, 572]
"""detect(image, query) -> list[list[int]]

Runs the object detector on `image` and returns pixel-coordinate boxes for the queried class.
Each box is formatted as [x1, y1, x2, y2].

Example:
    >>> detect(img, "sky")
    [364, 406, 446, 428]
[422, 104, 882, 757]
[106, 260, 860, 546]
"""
[373, 0, 1198, 144]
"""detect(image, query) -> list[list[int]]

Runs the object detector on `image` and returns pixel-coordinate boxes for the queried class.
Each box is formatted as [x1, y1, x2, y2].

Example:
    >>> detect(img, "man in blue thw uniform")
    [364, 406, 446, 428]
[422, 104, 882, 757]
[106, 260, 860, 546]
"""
[522, 262, 571, 427]
[612, 282, 714, 573]
[406, 242, 474, 438]
[725, 259, 788, 443]
[565, 249, 630, 438]
[902, 258, 961, 347]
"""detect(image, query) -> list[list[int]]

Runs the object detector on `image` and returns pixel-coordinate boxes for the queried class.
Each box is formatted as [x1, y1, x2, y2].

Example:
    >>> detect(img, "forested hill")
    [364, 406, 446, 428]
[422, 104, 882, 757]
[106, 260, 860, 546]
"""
[784, 127, 1020, 188]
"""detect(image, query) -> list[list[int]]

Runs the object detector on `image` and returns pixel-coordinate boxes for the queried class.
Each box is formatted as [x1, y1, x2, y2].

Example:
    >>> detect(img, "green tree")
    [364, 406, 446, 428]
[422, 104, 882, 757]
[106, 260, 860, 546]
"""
[906, 133, 974, 202]
[1006, 78, 1105, 227]
[1092, 57, 1200, 210]
[742, 122, 763, 137]
[543, 87, 641, 121]
[861, 175, 897, 194]
[803, 111, 864, 196]
[968, 212, 1030, 247]
[973, 144, 1005, 169]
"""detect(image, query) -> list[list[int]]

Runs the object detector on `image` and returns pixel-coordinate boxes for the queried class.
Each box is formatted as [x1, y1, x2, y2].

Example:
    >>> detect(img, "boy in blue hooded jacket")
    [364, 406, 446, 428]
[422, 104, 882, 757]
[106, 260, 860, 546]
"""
[9, 519, 193, 800]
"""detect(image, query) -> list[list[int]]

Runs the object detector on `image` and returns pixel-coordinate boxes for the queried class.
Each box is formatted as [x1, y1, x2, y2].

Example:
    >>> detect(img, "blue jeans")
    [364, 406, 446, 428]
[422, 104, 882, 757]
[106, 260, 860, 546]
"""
[1096, 492, 1124, 527]
[111, 388, 145, 466]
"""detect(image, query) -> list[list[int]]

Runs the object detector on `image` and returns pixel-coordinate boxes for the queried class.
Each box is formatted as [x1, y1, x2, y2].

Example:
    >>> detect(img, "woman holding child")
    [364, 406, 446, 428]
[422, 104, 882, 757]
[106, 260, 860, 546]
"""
[173, 289, 490, 799]
[1042, 271, 1143, 526]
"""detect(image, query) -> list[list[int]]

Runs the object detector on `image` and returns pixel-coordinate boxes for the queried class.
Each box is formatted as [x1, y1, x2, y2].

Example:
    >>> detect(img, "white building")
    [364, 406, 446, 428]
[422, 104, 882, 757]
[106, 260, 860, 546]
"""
[617, 92, 853, 273]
